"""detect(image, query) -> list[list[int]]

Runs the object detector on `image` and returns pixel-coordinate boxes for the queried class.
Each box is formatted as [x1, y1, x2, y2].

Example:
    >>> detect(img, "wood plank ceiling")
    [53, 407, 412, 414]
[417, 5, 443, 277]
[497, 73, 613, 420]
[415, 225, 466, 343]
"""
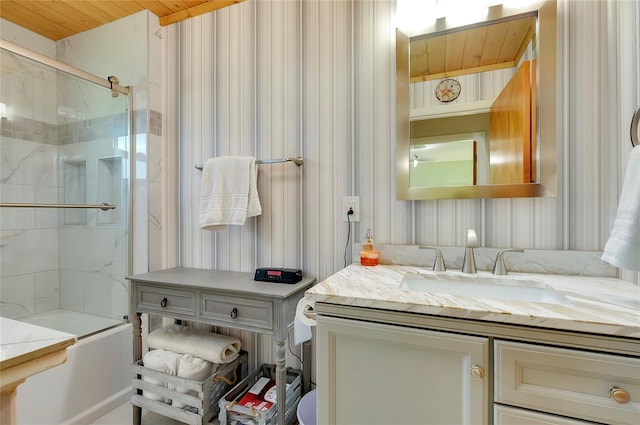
[410, 15, 536, 82]
[0, 0, 246, 41]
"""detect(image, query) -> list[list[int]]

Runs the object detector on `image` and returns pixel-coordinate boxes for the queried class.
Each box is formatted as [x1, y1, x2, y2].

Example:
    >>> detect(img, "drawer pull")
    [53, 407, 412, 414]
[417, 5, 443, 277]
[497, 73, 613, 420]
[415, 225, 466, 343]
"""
[160, 297, 168, 308]
[610, 387, 631, 404]
[470, 365, 485, 380]
[230, 307, 238, 319]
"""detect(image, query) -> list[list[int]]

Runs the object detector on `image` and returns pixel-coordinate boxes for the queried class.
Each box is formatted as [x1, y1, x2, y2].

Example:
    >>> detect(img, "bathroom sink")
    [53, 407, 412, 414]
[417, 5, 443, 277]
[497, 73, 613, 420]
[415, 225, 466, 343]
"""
[400, 272, 572, 305]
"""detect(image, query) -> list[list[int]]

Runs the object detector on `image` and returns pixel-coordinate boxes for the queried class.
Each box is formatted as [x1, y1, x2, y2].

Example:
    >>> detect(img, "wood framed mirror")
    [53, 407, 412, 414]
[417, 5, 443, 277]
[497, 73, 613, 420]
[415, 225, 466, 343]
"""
[396, 0, 557, 200]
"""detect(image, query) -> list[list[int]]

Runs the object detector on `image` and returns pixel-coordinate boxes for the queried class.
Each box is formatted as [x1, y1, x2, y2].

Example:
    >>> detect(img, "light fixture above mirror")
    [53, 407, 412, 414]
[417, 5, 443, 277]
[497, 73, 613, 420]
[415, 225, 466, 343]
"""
[396, 0, 558, 200]
[397, 0, 504, 34]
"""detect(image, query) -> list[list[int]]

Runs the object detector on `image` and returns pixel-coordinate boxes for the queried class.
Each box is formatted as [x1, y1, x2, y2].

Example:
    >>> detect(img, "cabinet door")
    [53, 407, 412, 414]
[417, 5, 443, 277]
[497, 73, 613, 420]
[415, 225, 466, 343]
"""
[317, 315, 489, 425]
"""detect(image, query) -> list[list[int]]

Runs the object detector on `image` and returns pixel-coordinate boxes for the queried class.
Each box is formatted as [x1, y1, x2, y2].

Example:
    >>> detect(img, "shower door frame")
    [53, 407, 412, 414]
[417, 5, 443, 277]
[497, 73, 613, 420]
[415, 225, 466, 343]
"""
[0, 38, 135, 277]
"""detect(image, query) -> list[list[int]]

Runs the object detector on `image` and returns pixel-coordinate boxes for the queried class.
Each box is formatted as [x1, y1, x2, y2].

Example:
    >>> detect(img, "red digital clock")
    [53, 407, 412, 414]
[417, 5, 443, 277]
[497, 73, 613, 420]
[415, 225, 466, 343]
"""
[254, 268, 302, 284]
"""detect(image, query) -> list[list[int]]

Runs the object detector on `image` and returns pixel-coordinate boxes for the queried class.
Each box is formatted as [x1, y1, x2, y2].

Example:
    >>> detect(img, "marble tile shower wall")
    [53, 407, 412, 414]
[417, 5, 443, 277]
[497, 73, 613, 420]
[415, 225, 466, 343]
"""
[1, 51, 60, 319]
[1, 9, 161, 325]
[0, 135, 59, 319]
[0, 108, 159, 322]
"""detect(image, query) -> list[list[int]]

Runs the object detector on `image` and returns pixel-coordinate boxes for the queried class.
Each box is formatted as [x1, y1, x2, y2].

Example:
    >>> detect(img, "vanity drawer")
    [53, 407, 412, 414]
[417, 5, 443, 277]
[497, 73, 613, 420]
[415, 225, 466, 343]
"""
[200, 293, 272, 332]
[495, 340, 640, 425]
[494, 405, 593, 425]
[136, 284, 196, 317]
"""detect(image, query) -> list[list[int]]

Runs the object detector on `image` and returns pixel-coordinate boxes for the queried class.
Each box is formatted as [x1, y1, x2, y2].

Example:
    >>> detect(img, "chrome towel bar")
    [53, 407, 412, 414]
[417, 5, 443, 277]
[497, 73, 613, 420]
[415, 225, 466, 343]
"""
[195, 156, 304, 170]
[0, 202, 116, 211]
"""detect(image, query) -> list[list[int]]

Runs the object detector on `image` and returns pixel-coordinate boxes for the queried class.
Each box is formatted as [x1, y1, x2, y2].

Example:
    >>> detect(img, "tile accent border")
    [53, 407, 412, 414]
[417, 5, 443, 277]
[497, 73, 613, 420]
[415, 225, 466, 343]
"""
[0, 109, 162, 144]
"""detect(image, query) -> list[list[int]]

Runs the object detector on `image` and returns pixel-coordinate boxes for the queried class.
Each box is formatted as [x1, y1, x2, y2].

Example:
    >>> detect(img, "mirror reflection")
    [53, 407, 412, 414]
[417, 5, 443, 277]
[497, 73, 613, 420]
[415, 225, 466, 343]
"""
[396, 0, 557, 200]
[410, 138, 480, 187]
[411, 115, 490, 187]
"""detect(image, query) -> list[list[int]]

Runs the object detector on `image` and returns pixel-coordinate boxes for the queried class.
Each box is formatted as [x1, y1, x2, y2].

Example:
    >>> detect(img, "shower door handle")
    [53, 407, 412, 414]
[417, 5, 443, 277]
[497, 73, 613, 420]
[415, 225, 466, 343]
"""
[160, 297, 168, 308]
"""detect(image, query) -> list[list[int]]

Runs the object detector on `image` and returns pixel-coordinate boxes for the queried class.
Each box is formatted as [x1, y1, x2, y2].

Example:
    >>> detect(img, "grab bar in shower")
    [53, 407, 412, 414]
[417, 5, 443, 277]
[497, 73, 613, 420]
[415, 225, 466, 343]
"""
[0, 203, 116, 211]
[195, 156, 304, 170]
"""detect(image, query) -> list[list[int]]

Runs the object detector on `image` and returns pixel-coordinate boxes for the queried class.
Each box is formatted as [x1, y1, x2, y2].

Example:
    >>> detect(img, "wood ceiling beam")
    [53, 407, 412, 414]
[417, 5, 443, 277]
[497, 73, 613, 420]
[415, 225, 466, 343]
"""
[158, 0, 246, 26]
[132, 0, 174, 16]
[159, 1, 193, 13]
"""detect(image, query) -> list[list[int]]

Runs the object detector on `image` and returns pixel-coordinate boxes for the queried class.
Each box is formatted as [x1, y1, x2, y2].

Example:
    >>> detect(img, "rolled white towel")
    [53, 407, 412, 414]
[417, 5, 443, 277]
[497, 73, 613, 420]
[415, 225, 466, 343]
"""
[172, 354, 216, 408]
[148, 325, 241, 364]
[142, 349, 182, 403]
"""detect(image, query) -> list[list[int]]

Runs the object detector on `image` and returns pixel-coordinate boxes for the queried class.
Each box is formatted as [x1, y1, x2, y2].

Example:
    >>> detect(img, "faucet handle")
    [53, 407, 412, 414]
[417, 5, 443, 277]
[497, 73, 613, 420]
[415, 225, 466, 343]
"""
[419, 246, 447, 272]
[466, 229, 479, 248]
[492, 248, 524, 275]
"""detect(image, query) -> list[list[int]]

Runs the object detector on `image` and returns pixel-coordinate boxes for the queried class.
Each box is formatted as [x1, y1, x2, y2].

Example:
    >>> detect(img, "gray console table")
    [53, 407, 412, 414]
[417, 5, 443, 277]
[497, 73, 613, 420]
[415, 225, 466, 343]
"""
[127, 267, 315, 425]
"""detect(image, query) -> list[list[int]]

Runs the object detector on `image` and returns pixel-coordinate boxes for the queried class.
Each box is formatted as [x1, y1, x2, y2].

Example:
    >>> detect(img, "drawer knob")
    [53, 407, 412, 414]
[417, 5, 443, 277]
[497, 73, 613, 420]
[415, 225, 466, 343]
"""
[160, 297, 168, 308]
[230, 307, 238, 319]
[470, 365, 485, 380]
[610, 387, 631, 404]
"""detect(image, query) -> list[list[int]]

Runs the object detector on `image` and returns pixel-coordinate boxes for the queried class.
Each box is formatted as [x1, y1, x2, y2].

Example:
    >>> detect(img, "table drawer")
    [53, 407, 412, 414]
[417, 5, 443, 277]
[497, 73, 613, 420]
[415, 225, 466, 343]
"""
[136, 284, 196, 316]
[495, 340, 640, 425]
[200, 293, 272, 332]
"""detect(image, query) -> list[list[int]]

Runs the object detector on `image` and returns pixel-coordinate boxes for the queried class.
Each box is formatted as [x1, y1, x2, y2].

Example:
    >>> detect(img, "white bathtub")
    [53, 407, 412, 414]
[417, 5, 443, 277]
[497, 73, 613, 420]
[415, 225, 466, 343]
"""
[16, 323, 133, 425]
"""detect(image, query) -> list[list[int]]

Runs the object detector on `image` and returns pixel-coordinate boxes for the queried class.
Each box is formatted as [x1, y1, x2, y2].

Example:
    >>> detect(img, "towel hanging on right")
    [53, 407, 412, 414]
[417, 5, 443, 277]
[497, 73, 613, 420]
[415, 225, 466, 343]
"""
[601, 146, 640, 272]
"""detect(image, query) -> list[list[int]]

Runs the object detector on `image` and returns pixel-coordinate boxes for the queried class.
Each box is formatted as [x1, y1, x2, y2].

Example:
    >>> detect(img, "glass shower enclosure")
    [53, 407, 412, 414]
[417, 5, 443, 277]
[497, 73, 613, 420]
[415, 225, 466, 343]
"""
[0, 41, 132, 338]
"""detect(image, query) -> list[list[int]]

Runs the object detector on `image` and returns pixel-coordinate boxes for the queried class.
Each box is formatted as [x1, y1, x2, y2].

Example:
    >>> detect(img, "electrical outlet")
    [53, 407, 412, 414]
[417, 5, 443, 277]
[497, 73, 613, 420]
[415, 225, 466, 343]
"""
[343, 196, 360, 222]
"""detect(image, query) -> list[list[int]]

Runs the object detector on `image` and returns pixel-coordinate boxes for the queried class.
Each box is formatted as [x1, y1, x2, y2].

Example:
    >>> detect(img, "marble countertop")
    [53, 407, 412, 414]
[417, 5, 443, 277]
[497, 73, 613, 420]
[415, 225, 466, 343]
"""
[305, 264, 640, 339]
[1, 317, 76, 371]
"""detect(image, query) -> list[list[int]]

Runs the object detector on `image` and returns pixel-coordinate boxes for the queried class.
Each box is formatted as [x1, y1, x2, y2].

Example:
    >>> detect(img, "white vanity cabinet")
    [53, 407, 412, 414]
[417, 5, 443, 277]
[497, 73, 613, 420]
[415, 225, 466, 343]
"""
[314, 303, 639, 425]
[316, 315, 489, 425]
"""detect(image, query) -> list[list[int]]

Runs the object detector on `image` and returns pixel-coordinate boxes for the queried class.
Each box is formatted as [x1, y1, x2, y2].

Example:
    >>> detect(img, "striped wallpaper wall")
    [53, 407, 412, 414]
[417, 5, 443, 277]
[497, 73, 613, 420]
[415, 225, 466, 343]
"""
[160, 0, 639, 335]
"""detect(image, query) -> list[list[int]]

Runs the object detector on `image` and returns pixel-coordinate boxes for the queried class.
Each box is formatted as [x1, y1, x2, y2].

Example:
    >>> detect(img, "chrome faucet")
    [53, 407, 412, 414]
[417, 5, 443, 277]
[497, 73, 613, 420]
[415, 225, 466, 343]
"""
[419, 246, 446, 272]
[461, 229, 479, 273]
[492, 248, 524, 275]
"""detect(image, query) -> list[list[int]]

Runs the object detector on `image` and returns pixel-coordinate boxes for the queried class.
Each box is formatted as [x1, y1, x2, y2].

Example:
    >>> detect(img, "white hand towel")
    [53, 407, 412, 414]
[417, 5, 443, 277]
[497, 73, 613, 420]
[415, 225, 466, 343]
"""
[148, 324, 242, 364]
[601, 146, 640, 271]
[199, 156, 261, 231]
[172, 354, 216, 408]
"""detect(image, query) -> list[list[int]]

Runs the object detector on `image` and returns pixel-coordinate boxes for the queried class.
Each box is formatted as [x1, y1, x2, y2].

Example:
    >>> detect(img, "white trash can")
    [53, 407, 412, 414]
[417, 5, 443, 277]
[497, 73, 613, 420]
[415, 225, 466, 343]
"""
[296, 389, 316, 425]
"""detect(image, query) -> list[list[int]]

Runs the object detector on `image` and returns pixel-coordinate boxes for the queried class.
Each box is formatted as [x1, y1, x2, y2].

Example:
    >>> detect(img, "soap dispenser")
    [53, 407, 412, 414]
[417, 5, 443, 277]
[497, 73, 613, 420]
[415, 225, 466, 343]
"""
[360, 229, 379, 266]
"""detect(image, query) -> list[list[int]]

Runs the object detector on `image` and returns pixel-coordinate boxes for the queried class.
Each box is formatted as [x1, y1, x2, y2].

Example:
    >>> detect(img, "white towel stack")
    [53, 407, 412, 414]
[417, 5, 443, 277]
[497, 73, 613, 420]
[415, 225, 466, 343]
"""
[601, 146, 640, 272]
[141, 325, 242, 406]
[199, 156, 261, 231]
[142, 349, 218, 405]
